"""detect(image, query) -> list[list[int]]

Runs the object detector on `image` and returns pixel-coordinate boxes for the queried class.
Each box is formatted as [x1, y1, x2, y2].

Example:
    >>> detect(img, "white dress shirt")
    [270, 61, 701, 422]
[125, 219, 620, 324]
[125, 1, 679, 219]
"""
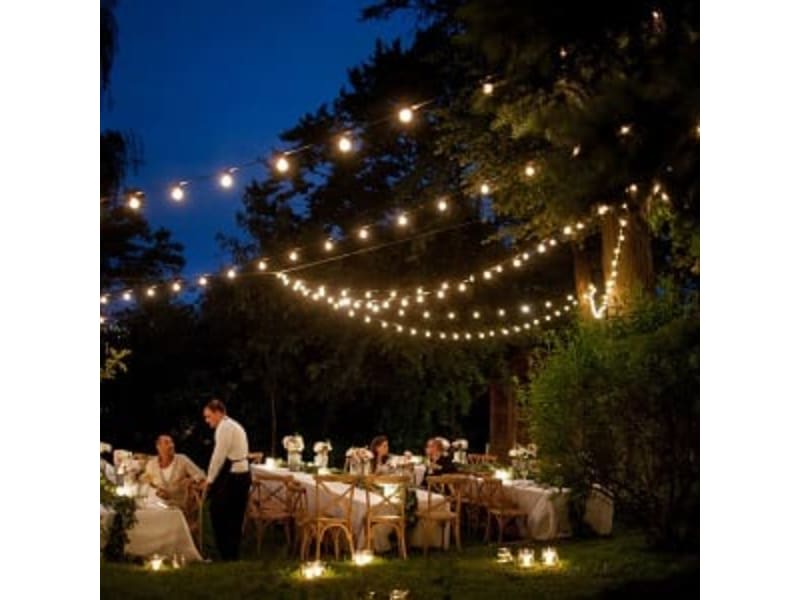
[207, 416, 249, 483]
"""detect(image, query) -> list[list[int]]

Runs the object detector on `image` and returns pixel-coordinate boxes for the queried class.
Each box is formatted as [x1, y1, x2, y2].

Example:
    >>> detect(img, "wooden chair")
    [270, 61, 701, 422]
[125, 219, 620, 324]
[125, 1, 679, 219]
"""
[482, 478, 529, 543]
[417, 474, 469, 554]
[462, 474, 490, 534]
[183, 479, 205, 552]
[467, 453, 498, 465]
[299, 474, 357, 561]
[364, 475, 408, 559]
[287, 480, 309, 556]
[244, 471, 295, 554]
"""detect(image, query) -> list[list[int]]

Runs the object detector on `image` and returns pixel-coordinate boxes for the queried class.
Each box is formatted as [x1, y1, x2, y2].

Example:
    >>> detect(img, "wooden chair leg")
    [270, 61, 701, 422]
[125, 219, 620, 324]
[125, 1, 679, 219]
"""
[345, 529, 355, 558]
[255, 521, 263, 555]
[454, 518, 462, 551]
[398, 526, 407, 559]
[333, 529, 340, 560]
[484, 514, 491, 543]
[315, 526, 323, 561]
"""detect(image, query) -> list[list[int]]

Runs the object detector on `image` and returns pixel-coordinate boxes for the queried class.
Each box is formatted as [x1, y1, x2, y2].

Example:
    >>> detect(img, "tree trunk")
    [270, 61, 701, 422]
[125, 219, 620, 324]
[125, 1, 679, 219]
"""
[600, 208, 655, 315]
[572, 241, 594, 319]
[270, 385, 277, 457]
[489, 381, 517, 462]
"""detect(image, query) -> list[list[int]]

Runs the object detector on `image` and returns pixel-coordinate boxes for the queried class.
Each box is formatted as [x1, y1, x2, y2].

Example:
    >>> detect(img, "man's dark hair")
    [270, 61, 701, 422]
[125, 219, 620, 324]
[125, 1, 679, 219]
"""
[205, 398, 227, 414]
[155, 433, 172, 445]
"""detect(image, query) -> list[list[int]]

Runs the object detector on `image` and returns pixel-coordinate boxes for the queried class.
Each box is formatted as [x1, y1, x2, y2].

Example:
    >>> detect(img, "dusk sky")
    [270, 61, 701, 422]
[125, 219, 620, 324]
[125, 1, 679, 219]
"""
[101, 0, 413, 275]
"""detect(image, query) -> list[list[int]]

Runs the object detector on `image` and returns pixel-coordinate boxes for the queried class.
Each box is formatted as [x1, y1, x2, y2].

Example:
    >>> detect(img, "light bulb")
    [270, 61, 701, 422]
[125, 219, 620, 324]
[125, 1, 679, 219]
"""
[597, 205, 610, 215]
[289, 250, 299, 262]
[397, 213, 409, 227]
[576, 222, 584, 230]
[381, 321, 388, 329]
[524, 164, 536, 177]
[483, 271, 492, 280]
[258, 260, 267, 271]
[563, 226, 573, 235]
[513, 258, 522, 267]
[358, 227, 369, 240]
[275, 155, 290, 173]
[473, 311, 480, 319]
[437, 199, 448, 212]
[398, 309, 405, 317]
[122, 291, 132, 301]
[545, 301, 552, 308]
[423, 311, 431, 319]
[572, 145, 581, 157]
[227, 268, 236, 279]
[324, 239, 334, 252]
[482, 82, 494, 95]
[364, 316, 371, 323]
[401, 298, 409, 307]
[410, 328, 417, 336]
[100, 295, 108, 305]
[521, 305, 530, 314]
[398, 107, 414, 123]
[146, 287, 155, 297]
[172, 282, 181, 292]
[198, 276, 208, 287]
[338, 135, 353, 153]
[436, 290, 445, 299]
[416, 295, 425, 304]
[458, 283, 467, 292]
[219, 172, 234, 188]
[549, 238, 557, 246]
[170, 185, 185, 202]
[128, 194, 142, 210]
[537, 243, 547, 254]
[448, 312, 456, 320]
[559, 47, 568, 58]
[425, 331, 431, 338]
[480, 183, 490, 195]
[619, 124, 632, 136]
[498, 309, 506, 317]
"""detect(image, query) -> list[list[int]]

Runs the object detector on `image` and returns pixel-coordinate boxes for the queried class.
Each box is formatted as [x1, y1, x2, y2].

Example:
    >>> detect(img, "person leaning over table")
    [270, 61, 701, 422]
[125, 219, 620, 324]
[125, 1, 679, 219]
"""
[199, 398, 251, 561]
[142, 434, 205, 508]
[421, 436, 456, 486]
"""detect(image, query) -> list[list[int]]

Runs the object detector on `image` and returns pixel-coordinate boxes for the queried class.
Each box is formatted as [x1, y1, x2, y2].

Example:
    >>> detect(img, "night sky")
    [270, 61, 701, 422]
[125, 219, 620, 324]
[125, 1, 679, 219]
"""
[101, 0, 412, 274]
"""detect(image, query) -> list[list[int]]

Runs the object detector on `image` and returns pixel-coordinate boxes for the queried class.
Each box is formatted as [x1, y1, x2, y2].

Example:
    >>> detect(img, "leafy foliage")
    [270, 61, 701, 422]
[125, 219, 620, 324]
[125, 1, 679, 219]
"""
[100, 472, 138, 561]
[522, 287, 699, 548]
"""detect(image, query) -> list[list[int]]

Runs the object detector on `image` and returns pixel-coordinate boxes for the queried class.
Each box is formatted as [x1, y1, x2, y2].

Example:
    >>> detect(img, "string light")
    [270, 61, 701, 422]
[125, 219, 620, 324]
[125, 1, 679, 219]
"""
[171, 282, 181, 292]
[122, 291, 132, 301]
[524, 164, 536, 177]
[100, 295, 109, 305]
[337, 135, 353, 153]
[436, 198, 448, 212]
[227, 268, 237, 280]
[127, 193, 142, 210]
[572, 145, 581, 157]
[219, 171, 235, 188]
[397, 213, 409, 227]
[398, 107, 414, 123]
[146, 287, 156, 298]
[170, 184, 186, 202]
[289, 250, 299, 262]
[584, 212, 628, 319]
[275, 155, 290, 174]
[559, 47, 568, 59]
[480, 183, 491, 195]
[198, 276, 208, 287]
[358, 227, 369, 240]
[482, 82, 494, 96]
[258, 260, 268, 271]
[619, 124, 632, 136]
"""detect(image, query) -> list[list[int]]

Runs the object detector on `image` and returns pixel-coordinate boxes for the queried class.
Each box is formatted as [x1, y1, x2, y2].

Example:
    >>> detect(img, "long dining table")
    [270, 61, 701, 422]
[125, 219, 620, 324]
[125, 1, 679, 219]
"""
[251, 465, 450, 552]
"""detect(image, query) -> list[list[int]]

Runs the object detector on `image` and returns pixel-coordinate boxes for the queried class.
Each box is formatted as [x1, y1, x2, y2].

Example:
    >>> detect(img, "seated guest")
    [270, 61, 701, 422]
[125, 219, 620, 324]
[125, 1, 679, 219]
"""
[422, 437, 456, 485]
[370, 435, 393, 474]
[142, 434, 205, 507]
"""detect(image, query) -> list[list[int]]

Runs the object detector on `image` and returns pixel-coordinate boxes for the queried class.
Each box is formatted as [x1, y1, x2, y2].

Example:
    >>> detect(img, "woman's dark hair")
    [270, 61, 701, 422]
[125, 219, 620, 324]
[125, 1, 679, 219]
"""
[370, 435, 389, 469]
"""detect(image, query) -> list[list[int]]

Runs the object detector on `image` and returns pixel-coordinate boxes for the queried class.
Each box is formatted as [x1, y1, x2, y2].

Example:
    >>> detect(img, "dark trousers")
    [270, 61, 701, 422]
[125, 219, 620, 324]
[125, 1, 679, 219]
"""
[209, 471, 251, 560]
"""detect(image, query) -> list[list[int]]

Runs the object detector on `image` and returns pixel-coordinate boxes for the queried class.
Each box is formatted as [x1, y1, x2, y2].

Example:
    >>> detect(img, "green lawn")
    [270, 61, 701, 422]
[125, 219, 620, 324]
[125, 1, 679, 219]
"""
[100, 529, 698, 599]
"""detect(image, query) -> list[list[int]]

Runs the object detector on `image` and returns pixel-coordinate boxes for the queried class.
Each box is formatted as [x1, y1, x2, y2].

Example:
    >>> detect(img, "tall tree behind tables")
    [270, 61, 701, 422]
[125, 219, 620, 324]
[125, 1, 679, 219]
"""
[101, 0, 186, 445]
[365, 0, 700, 312]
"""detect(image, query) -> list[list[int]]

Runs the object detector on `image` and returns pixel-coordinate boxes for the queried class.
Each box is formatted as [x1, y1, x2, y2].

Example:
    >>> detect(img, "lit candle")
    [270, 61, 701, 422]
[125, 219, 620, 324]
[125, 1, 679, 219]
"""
[264, 457, 277, 470]
[317, 467, 331, 475]
[518, 548, 535, 568]
[148, 555, 164, 571]
[496, 547, 513, 563]
[353, 550, 374, 566]
[541, 547, 559, 567]
[493, 469, 512, 482]
[301, 561, 325, 580]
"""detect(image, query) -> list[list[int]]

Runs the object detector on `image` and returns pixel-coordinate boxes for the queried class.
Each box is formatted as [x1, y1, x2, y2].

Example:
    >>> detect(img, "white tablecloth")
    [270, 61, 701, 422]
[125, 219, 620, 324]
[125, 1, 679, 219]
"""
[251, 466, 449, 552]
[101, 499, 203, 562]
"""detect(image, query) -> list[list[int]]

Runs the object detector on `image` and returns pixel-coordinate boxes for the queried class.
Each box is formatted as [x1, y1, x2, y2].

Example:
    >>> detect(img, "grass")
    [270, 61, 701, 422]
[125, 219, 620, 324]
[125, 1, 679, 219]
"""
[100, 528, 698, 599]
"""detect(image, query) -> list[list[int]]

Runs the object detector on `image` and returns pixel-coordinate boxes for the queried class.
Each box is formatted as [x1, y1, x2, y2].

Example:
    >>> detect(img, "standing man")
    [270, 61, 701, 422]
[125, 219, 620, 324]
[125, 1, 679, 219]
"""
[203, 399, 251, 560]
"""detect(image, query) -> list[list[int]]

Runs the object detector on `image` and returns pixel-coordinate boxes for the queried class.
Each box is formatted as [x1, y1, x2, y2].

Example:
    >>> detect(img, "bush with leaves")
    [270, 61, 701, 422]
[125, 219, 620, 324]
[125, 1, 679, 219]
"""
[100, 472, 137, 561]
[522, 287, 699, 549]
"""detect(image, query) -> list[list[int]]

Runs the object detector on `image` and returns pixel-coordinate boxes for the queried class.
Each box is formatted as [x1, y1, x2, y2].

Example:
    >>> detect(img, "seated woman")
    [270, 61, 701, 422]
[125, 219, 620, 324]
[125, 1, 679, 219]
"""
[142, 434, 205, 508]
[370, 435, 393, 474]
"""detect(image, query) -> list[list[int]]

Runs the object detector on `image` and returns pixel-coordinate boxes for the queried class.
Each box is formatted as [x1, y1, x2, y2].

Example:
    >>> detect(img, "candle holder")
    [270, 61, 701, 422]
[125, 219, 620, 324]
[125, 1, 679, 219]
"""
[389, 590, 410, 600]
[541, 547, 559, 567]
[300, 561, 325, 580]
[493, 469, 512, 482]
[264, 457, 277, 470]
[353, 549, 375, 566]
[518, 548, 535, 568]
[496, 547, 513, 563]
[148, 554, 165, 571]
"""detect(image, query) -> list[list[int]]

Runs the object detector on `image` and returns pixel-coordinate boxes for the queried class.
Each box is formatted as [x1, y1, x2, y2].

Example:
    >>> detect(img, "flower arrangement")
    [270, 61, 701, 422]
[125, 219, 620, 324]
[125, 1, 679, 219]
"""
[100, 441, 112, 454]
[452, 439, 469, 464]
[283, 435, 305, 452]
[508, 443, 538, 479]
[313, 440, 332, 454]
[346, 446, 374, 475]
[452, 439, 469, 451]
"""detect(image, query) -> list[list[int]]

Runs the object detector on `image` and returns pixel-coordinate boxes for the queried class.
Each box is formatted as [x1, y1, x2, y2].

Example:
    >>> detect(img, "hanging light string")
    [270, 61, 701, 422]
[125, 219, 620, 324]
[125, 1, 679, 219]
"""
[584, 209, 630, 319]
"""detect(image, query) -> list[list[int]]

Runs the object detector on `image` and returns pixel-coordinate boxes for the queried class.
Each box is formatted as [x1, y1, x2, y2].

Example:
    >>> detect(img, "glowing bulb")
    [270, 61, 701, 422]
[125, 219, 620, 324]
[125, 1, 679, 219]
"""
[219, 172, 234, 188]
[324, 239, 334, 252]
[513, 258, 522, 267]
[146, 287, 155, 298]
[423, 311, 431, 319]
[289, 250, 299, 262]
[545, 301, 552, 309]
[482, 82, 494, 95]
[473, 311, 480, 319]
[128, 194, 142, 210]
[398, 107, 414, 123]
[227, 268, 236, 279]
[695, 123, 700, 138]
[453, 333, 460, 340]
[549, 238, 557, 246]
[171, 281, 181, 292]
[628, 183, 639, 195]
[448, 312, 456, 320]
[598, 205, 610, 215]
[358, 227, 369, 240]
[390, 290, 397, 298]
[425, 331, 431, 338]
[275, 155, 290, 173]
[398, 309, 405, 317]
[198, 276, 208, 287]
[572, 145, 581, 157]
[364, 316, 371, 323]
[483, 270, 493, 280]
[337, 135, 353, 153]
[537, 243, 546, 254]
[524, 164, 536, 177]
[437, 290, 445, 299]
[651, 9, 662, 21]
[439, 332, 446, 340]
[458, 283, 467, 292]
[559, 47, 568, 58]
[100, 315, 106, 325]
[258, 260, 267, 271]
[437, 199, 448, 212]
[494, 265, 503, 273]
[576, 222, 585, 230]
[397, 213, 409, 227]
[480, 183, 490, 195]
[100, 295, 108, 305]
[416, 295, 425, 304]
[498, 309, 506, 317]
[396, 325, 403, 333]
[170, 185, 185, 202]
[619, 124, 632, 136]
[521, 305, 530, 314]
[563, 226, 573, 235]
[401, 298, 409, 307]
[410, 328, 417, 336]
[122, 291, 132, 301]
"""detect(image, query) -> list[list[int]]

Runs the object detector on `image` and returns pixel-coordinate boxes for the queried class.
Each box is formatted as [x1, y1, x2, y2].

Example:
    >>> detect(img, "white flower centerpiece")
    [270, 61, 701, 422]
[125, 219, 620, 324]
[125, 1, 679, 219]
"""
[345, 446, 374, 476]
[313, 440, 333, 468]
[282, 434, 305, 471]
[508, 443, 538, 480]
[452, 438, 469, 464]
